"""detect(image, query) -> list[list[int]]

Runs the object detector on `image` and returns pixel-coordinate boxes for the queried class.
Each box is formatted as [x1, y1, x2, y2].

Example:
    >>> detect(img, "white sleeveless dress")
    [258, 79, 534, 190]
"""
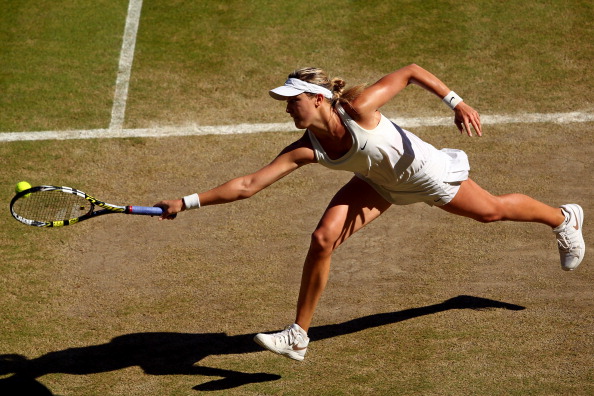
[307, 105, 470, 206]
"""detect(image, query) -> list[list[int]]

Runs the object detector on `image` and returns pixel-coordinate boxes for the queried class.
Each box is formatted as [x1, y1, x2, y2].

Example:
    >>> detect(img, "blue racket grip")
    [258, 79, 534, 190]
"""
[126, 206, 164, 216]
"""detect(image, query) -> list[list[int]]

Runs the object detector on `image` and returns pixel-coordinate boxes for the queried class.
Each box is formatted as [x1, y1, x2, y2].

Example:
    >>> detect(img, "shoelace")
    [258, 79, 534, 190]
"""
[275, 326, 301, 347]
[556, 228, 576, 253]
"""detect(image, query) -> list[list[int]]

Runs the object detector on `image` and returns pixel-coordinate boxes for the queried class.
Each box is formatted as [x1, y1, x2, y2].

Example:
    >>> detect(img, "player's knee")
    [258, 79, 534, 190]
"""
[475, 212, 503, 223]
[310, 227, 340, 254]
[474, 204, 505, 223]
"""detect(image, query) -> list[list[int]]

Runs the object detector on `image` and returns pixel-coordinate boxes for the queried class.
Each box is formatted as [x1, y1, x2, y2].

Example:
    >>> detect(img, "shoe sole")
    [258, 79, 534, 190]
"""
[253, 334, 305, 361]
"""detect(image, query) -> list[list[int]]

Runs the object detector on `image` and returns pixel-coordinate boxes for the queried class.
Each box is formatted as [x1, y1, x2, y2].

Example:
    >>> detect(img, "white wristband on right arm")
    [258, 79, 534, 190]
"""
[182, 193, 201, 210]
[442, 91, 463, 110]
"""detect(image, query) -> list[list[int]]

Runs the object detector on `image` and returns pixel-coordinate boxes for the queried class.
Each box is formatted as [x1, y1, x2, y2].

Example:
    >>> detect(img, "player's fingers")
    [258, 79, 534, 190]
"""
[473, 120, 482, 137]
[455, 119, 464, 134]
[456, 115, 472, 136]
[454, 104, 482, 137]
[463, 122, 472, 136]
[153, 202, 176, 220]
[162, 211, 178, 220]
[157, 212, 177, 220]
[470, 112, 482, 136]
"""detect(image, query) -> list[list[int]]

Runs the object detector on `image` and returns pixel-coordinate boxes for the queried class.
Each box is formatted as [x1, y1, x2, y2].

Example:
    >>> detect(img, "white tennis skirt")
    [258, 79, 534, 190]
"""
[357, 148, 470, 207]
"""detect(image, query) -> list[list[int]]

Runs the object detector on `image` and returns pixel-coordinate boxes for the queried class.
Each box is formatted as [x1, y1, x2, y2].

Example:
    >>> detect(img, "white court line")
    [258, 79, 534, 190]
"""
[1, 111, 593, 142]
[109, 0, 143, 130]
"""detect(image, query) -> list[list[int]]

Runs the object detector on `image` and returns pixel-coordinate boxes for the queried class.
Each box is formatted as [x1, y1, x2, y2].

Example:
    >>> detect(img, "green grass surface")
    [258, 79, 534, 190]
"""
[0, 0, 127, 131]
[1, 1, 592, 131]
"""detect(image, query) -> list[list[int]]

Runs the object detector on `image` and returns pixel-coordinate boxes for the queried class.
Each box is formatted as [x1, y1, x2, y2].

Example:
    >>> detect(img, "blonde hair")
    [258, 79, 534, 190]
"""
[287, 67, 365, 108]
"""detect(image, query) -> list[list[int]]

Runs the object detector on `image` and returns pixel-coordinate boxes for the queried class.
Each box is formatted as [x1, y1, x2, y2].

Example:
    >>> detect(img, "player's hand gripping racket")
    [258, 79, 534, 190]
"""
[10, 185, 163, 227]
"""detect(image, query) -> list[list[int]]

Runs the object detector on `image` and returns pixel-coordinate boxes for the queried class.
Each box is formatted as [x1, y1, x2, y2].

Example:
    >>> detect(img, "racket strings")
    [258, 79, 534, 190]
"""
[13, 190, 92, 222]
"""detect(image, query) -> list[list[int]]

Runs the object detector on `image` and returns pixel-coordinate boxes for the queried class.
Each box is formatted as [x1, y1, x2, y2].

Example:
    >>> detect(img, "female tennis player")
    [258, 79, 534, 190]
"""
[154, 64, 585, 361]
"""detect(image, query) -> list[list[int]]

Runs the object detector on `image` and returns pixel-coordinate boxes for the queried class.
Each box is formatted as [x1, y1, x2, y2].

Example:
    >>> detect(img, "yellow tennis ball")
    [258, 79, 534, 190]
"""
[15, 181, 32, 197]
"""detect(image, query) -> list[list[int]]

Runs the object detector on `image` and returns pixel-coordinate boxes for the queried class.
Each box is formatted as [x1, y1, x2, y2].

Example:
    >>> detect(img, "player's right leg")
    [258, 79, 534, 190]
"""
[295, 176, 392, 331]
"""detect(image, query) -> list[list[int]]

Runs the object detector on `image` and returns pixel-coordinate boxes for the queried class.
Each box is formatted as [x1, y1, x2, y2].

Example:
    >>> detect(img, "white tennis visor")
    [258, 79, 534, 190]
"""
[269, 78, 333, 100]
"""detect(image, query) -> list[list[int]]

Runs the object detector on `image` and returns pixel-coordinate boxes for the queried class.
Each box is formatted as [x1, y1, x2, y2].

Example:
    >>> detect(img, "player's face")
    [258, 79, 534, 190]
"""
[285, 94, 317, 129]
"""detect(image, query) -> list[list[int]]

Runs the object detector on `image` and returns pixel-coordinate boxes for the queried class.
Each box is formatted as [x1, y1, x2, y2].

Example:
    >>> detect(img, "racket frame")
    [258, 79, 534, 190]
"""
[10, 185, 161, 227]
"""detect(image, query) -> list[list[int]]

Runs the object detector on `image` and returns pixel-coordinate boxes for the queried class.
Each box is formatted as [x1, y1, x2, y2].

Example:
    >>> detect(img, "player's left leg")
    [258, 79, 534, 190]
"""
[439, 178, 584, 270]
[439, 178, 564, 226]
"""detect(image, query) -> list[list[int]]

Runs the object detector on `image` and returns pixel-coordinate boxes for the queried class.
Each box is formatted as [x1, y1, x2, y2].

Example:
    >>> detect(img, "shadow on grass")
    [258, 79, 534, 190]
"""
[0, 295, 524, 394]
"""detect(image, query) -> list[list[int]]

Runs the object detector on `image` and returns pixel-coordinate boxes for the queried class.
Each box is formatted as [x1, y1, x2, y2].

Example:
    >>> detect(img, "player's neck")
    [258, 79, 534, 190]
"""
[308, 108, 345, 140]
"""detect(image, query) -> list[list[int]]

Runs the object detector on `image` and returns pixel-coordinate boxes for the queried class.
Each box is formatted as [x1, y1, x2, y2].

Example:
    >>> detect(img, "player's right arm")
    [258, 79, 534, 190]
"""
[201, 133, 315, 205]
[155, 132, 315, 219]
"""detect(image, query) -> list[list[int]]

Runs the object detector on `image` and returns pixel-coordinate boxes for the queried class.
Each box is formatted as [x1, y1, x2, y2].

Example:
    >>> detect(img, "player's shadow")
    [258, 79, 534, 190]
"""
[0, 295, 524, 394]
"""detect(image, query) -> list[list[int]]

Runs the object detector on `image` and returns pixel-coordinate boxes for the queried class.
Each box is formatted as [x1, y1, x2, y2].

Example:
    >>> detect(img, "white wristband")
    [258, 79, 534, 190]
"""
[182, 193, 201, 210]
[442, 91, 463, 110]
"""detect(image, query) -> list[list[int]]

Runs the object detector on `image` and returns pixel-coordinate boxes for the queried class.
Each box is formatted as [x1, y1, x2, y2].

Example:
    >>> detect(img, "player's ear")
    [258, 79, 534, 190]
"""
[314, 93, 325, 107]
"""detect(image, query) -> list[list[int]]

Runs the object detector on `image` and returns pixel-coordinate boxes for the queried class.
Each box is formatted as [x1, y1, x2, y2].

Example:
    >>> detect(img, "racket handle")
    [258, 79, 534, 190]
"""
[126, 206, 164, 216]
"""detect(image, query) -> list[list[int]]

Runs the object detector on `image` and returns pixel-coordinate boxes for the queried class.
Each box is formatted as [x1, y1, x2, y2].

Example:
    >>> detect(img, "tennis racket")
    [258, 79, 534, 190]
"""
[10, 185, 163, 227]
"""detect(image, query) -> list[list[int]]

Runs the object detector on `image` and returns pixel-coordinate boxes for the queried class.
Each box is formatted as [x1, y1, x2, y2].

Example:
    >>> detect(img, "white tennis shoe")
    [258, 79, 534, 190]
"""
[553, 204, 585, 271]
[254, 323, 309, 361]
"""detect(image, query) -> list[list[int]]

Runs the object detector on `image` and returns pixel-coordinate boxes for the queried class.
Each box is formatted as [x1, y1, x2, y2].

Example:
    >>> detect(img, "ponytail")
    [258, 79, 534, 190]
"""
[287, 67, 365, 107]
